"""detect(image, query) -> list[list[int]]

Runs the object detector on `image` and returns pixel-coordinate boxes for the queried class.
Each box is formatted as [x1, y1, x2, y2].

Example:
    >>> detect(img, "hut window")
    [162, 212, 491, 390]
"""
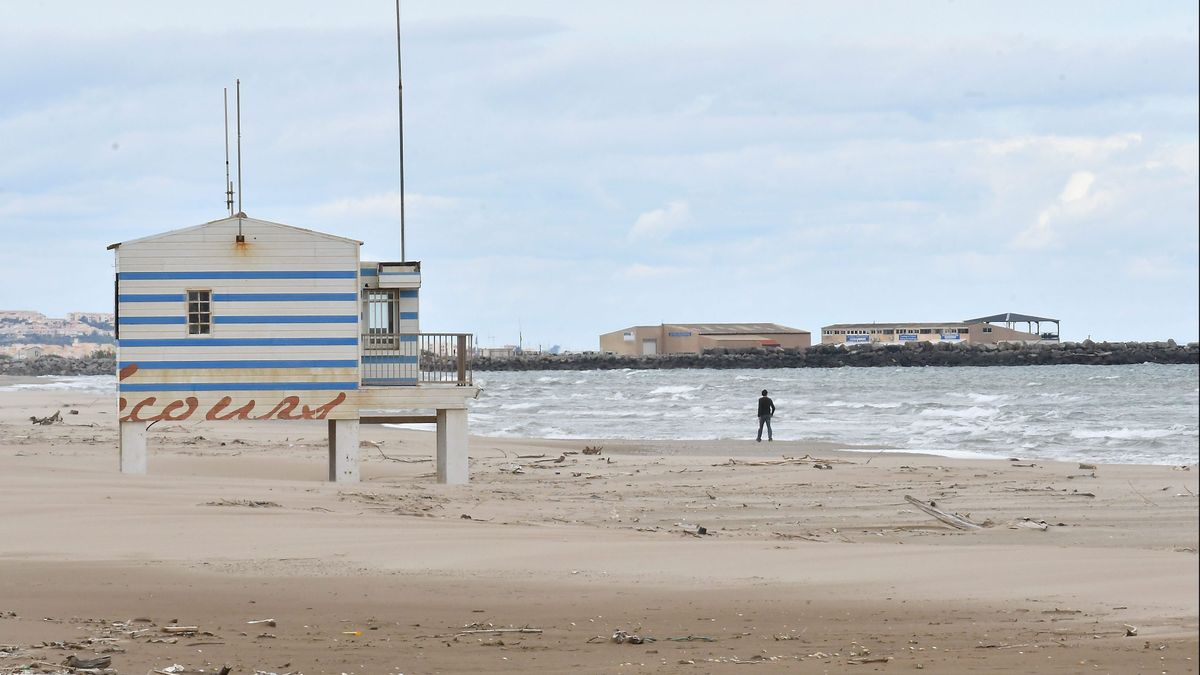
[187, 290, 212, 335]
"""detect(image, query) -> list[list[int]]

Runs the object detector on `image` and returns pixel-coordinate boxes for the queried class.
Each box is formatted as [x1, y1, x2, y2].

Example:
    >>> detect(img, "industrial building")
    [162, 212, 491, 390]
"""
[820, 312, 1060, 346]
[600, 323, 811, 356]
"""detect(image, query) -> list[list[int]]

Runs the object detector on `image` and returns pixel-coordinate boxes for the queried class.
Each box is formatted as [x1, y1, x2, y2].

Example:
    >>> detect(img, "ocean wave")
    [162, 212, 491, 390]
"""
[648, 385, 703, 395]
[0, 375, 115, 394]
[1069, 425, 1194, 441]
[964, 392, 1008, 403]
[500, 402, 541, 411]
[824, 401, 902, 409]
[917, 406, 1000, 419]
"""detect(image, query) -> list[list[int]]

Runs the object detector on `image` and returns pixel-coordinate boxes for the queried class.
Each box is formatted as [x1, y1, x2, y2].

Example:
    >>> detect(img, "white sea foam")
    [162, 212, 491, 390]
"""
[917, 406, 999, 419]
[0, 375, 114, 395]
[824, 400, 902, 409]
[1069, 426, 1192, 441]
[648, 385, 702, 395]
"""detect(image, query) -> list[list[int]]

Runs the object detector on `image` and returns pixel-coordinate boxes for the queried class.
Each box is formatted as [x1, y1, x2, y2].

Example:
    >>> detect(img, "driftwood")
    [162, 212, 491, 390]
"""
[63, 655, 112, 669]
[161, 625, 198, 634]
[371, 446, 432, 463]
[30, 411, 62, 425]
[716, 454, 853, 467]
[456, 628, 543, 636]
[904, 495, 983, 531]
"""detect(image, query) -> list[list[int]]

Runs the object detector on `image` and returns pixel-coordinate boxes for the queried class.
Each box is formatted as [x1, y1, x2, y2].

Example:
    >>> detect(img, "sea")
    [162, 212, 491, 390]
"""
[7, 363, 1197, 466]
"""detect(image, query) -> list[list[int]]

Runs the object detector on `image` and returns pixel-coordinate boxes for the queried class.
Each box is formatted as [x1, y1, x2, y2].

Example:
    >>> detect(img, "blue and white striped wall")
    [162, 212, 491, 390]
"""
[114, 217, 363, 421]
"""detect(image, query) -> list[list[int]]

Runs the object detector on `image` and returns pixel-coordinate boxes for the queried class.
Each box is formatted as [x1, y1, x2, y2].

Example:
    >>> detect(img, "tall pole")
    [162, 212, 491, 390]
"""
[396, 0, 406, 261]
[223, 88, 233, 216]
[236, 78, 243, 216]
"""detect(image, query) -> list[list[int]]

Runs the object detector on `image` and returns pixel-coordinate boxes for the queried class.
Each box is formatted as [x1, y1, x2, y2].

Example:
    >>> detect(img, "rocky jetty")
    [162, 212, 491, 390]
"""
[475, 341, 1199, 371]
[0, 353, 116, 377]
[1, 341, 1195, 376]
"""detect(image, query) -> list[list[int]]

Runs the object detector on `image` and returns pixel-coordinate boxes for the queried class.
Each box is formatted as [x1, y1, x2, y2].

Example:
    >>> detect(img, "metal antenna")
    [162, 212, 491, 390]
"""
[396, 0, 406, 261]
[223, 87, 233, 216]
[236, 78, 244, 218]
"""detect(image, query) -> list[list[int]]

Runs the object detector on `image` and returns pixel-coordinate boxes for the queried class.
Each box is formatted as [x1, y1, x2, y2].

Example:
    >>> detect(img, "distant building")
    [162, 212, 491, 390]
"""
[820, 312, 1060, 346]
[479, 345, 521, 359]
[600, 323, 811, 356]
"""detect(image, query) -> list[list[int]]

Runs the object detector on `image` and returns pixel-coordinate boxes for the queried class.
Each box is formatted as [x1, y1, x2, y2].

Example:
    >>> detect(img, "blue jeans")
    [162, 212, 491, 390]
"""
[757, 414, 773, 441]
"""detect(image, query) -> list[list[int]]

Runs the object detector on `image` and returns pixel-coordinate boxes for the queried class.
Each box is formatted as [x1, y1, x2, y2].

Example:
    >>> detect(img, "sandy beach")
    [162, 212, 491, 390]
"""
[1, 382, 1196, 674]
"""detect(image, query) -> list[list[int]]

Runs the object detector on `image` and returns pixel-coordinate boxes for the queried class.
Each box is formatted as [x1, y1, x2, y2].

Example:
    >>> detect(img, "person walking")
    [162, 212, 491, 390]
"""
[756, 389, 775, 442]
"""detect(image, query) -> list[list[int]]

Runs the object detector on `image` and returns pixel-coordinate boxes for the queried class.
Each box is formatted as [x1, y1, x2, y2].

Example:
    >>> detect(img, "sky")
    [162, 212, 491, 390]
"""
[1, 1, 1197, 349]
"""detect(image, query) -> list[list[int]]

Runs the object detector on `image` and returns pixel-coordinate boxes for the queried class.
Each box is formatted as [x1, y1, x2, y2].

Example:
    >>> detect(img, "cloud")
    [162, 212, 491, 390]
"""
[1013, 170, 1106, 250]
[628, 200, 691, 241]
[307, 191, 461, 223]
[1058, 171, 1095, 203]
[1124, 255, 1192, 280]
[616, 263, 687, 280]
[987, 133, 1142, 159]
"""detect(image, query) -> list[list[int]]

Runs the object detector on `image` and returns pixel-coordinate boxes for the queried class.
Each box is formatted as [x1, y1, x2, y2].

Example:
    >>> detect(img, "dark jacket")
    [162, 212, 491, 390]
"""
[757, 396, 775, 417]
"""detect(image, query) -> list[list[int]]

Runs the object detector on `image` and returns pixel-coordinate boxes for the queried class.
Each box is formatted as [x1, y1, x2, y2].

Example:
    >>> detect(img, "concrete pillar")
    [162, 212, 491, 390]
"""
[327, 419, 360, 483]
[119, 421, 148, 474]
[436, 408, 469, 485]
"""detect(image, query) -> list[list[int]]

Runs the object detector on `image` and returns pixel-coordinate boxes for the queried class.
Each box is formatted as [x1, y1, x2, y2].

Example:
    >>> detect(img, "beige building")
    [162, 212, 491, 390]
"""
[600, 323, 811, 356]
[821, 312, 1060, 346]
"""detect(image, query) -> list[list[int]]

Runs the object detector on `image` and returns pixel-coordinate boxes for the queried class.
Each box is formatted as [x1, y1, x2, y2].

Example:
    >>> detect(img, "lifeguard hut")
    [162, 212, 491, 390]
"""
[108, 214, 477, 483]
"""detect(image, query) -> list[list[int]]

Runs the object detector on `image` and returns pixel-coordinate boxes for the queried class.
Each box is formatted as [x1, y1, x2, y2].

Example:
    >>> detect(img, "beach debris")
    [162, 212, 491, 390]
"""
[516, 453, 546, 459]
[676, 523, 708, 536]
[535, 454, 568, 464]
[772, 531, 823, 542]
[29, 411, 62, 425]
[204, 499, 281, 508]
[1124, 624, 1138, 636]
[716, 454, 851, 467]
[63, 654, 112, 669]
[499, 463, 525, 474]
[1011, 518, 1049, 531]
[369, 445, 432, 463]
[904, 495, 984, 531]
[455, 622, 542, 637]
[848, 656, 893, 664]
[161, 626, 199, 635]
[812, 463, 833, 470]
[246, 618, 276, 627]
[1078, 463, 1097, 470]
[610, 629, 655, 644]
[668, 635, 717, 642]
[582, 445, 603, 455]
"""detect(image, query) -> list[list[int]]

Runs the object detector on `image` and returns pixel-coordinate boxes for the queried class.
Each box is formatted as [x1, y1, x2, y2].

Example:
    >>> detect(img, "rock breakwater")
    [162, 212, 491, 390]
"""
[1, 342, 1195, 376]
[475, 341, 1199, 371]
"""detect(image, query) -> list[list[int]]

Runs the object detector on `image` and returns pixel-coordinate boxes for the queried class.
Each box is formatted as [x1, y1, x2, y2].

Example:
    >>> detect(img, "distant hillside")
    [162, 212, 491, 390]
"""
[0, 310, 115, 359]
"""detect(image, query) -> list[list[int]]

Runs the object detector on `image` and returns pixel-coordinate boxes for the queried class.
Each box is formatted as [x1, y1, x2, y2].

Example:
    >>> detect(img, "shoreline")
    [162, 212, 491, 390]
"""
[1, 387, 1197, 673]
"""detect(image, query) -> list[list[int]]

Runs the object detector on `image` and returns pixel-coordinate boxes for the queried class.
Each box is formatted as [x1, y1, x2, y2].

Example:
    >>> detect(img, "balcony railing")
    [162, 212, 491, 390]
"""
[361, 333, 474, 386]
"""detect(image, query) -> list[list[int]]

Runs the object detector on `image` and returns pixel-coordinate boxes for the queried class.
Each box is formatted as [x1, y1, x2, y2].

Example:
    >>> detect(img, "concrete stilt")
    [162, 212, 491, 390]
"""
[327, 418, 360, 482]
[119, 420, 148, 474]
[436, 408, 469, 485]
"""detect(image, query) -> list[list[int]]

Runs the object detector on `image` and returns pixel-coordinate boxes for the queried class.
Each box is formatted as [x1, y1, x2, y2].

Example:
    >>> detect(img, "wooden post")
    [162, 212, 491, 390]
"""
[456, 334, 467, 385]
[436, 408, 468, 484]
[118, 421, 148, 474]
[327, 419, 360, 482]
